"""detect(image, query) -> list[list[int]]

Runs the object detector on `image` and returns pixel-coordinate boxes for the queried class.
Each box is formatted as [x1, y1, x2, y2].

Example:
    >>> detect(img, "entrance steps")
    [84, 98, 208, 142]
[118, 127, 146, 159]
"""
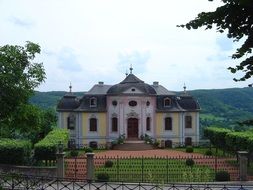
[112, 140, 155, 151]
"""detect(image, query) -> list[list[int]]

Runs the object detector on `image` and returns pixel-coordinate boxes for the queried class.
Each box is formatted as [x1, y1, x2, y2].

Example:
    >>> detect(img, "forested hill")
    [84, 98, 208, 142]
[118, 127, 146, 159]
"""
[30, 87, 253, 128]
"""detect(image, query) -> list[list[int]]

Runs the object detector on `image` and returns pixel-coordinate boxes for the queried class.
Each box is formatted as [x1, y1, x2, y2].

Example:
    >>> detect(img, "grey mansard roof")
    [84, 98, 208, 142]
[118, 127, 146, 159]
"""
[76, 95, 107, 112]
[151, 84, 176, 95]
[177, 95, 200, 111]
[107, 74, 157, 95]
[86, 84, 112, 95]
[57, 93, 80, 111]
[56, 73, 200, 112]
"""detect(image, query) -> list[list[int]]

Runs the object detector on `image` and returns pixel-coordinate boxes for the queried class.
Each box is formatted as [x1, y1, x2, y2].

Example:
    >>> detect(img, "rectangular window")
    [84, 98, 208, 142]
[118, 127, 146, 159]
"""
[90, 118, 97, 132]
[146, 117, 151, 131]
[185, 116, 192, 128]
[67, 116, 75, 130]
[112, 117, 118, 132]
[165, 117, 172, 130]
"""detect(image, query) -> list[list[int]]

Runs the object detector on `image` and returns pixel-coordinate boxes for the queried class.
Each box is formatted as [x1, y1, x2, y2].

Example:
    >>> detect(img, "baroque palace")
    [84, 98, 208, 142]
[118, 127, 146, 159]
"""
[57, 69, 200, 148]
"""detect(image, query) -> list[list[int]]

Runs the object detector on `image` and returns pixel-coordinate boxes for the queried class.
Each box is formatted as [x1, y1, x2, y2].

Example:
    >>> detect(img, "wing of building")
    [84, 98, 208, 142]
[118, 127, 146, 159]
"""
[57, 73, 200, 148]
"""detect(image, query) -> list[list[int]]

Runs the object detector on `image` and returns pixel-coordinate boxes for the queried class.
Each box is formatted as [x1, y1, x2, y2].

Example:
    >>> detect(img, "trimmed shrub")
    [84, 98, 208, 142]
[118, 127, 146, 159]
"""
[34, 129, 69, 161]
[153, 140, 160, 148]
[204, 127, 231, 150]
[185, 158, 195, 167]
[97, 173, 110, 182]
[104, 160, 113, 168]
[70, 150, 79, 157]
[215, 170, 230, 181]
[186, 146, 193, 153]
[205, 150, 213, 156]
[85, 147, 93, 153]
[0, 138, 32, 165]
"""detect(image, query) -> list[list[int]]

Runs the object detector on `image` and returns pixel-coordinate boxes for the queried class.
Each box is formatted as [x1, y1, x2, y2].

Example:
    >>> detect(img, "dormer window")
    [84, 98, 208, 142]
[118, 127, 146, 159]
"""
[90, 97, 97, 107]
[164, 98, 171, 107]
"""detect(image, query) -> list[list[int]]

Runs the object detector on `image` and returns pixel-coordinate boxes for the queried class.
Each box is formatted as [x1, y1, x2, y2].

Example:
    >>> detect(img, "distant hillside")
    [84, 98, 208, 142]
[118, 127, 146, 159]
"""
[30, 88, 253, 128]
[190, 88, 253, 128]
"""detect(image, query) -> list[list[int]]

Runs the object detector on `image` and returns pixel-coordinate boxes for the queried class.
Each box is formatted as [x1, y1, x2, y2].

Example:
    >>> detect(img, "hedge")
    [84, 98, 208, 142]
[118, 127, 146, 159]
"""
[34, 128, 69, 161]
[204, 127, 253, 155]
[0, 138, 32, 165]
[225, 131, 253, 153]
[204, 127, 231, 149]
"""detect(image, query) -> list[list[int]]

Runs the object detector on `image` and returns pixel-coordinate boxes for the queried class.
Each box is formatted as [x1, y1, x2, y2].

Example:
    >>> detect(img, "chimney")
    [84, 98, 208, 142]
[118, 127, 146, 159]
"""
[98, 81, 104, 86]
[153, 81, 159, 86]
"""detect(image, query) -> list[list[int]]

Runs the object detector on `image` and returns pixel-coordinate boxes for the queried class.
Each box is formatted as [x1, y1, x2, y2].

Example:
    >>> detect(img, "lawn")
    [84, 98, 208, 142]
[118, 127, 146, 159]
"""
[95, 158, 215, 183]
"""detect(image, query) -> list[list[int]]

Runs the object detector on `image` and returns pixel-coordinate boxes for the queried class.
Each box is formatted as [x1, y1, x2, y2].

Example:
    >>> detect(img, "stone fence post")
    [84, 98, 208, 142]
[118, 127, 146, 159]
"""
[56, 152, 65, 178]
[238, 151, 248, 181]
[86, 153, 95, 181]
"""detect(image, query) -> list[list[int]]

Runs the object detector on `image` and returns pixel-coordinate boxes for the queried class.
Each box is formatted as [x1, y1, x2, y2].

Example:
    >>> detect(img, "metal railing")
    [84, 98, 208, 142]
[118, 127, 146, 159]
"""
[0, 173, 252, 190]
[64, 155, 241, 182]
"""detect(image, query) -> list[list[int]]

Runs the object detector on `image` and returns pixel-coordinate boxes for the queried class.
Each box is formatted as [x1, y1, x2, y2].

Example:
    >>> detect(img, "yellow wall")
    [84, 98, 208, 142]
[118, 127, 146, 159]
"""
[156, 113, 163, 136]
[156, 112, 180, 138]
[185, 112, 197, 131]
[81, 112, 106, 144]
[61, 112, 70, 129]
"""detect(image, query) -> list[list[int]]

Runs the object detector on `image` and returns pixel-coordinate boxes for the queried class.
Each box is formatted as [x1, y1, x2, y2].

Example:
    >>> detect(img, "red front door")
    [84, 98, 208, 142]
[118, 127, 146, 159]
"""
[127, 118, 138, 139]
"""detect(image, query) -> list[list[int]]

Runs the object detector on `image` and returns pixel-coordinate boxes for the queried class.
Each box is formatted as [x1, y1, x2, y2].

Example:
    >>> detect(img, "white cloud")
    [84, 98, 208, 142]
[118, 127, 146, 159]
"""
[0, 0, 249, 91]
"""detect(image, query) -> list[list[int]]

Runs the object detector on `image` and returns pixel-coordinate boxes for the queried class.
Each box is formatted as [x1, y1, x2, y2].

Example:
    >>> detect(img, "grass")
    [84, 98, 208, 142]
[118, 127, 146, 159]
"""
[95, 158, 215, 183]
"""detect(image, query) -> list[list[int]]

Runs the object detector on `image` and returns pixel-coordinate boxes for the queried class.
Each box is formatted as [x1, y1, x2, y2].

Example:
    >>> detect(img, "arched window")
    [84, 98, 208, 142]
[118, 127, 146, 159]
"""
[164, 117, 172, 131]
[67, 114, 75, 130]
[146, 117, 151, 131]
[112, 117, 118, 132]
[90, 97, 97, 107]
[164, 98, 171, 107]
[185, 137, 192, 146]
[185, 116, 192, 128]
[89, 118, 97, 131]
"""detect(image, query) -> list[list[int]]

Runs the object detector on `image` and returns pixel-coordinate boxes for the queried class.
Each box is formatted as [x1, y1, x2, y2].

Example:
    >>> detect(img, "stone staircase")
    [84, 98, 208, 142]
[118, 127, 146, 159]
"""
[112, 140, 155, 151]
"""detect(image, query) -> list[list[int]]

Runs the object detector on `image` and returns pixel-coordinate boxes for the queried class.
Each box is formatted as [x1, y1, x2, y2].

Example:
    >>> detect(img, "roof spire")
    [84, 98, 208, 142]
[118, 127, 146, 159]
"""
[183, 83, 186, 93]
[130, 64, 133, 74]
[125, 69, 128, 76]
[69, 82, 72, 93]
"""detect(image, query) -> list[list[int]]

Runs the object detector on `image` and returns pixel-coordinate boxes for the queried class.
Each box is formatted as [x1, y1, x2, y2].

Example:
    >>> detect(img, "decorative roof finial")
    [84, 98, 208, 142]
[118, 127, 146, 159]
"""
[130, 64, 133, 74]
[69, 82, 72, 93]
[125, 69, 128, 76]
[183, 83, 186, 93]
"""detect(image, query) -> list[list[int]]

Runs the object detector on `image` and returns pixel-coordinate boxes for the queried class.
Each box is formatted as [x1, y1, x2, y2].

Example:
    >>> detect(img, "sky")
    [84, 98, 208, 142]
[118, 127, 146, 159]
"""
[0, 0, 250, 92]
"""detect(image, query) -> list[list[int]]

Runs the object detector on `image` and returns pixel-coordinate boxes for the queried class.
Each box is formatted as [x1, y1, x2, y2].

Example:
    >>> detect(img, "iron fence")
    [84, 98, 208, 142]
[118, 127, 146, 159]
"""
[93, 155, 239, 183]
[0, 173, 252, 190]
[64, 155, 241, 182]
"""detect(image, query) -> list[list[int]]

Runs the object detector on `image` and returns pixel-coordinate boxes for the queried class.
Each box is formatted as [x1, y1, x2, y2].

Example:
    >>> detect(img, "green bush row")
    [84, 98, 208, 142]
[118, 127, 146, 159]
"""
[204, 127, 231, 150]
[0, 138, 32, 165]
[34, 128, 69, 161]
[204, 126, 253, 154]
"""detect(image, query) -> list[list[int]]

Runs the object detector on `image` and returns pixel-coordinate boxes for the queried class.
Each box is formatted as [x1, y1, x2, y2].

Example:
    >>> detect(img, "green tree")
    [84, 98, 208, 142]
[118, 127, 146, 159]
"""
[179, 0, 253, 81]
[0, 41, 46, 136]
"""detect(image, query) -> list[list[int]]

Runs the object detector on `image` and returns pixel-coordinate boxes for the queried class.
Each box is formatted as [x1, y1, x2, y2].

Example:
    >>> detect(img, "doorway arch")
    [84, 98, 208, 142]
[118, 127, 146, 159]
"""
[127, 118, 138, 139]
